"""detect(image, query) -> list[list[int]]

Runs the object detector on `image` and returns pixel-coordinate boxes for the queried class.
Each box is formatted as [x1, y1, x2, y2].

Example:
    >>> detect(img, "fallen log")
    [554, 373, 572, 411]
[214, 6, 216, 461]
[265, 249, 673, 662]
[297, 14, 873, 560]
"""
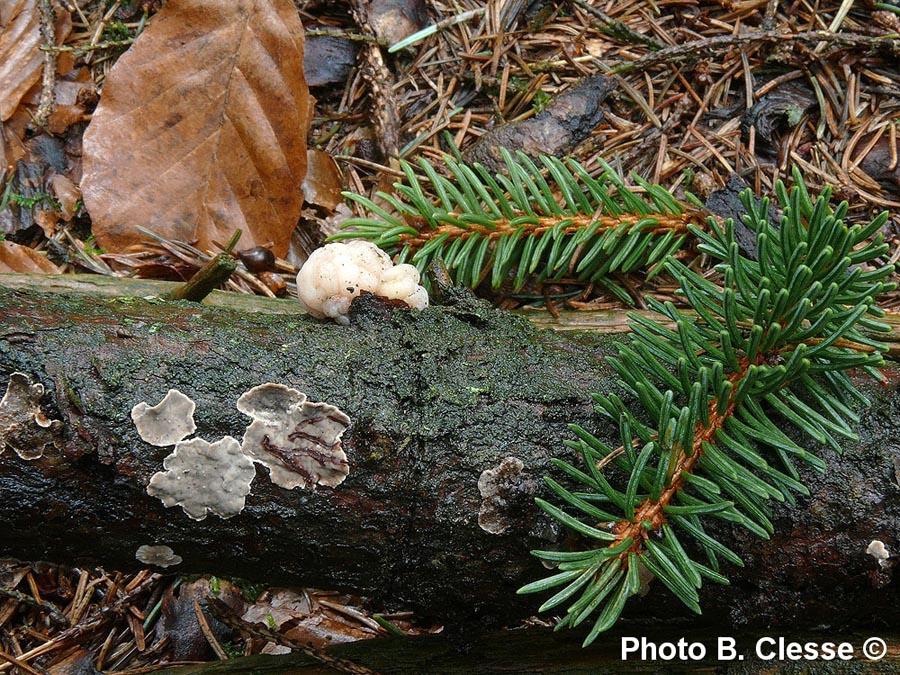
[0, 275, 898, 633]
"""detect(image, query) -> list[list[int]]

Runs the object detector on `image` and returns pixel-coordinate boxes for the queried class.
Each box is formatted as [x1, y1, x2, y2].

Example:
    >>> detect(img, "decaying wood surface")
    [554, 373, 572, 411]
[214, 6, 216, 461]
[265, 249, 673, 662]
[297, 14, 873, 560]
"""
[0, 274, 898, 634]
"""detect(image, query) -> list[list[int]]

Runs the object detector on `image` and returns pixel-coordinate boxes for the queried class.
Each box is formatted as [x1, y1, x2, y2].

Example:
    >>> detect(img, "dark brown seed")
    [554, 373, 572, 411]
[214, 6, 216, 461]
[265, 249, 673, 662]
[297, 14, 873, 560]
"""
[238, 246, 276, 273]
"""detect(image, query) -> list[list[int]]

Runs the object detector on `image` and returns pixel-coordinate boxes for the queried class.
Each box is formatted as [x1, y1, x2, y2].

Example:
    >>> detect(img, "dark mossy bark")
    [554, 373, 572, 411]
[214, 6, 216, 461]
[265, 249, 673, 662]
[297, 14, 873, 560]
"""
[0, 276, 898, 634]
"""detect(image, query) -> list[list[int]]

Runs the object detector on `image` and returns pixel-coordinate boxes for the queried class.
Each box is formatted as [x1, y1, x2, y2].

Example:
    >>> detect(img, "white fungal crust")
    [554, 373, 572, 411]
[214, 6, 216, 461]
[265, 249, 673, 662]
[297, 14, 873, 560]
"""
[238, 383, 351, 490]
[147, 436, 255, 520]
[131, 389, 197, 447]
[296, 240, 428, 324]
[0, 372, 62, 460]
[136, 544, 183, 568]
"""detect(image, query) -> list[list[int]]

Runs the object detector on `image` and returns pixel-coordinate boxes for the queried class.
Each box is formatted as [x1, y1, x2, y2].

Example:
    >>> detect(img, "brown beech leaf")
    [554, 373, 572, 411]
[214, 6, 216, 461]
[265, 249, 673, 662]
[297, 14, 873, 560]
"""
[0, 0, 72, 121]
[46, 66, 96, 135]
[301, 148, 343, 212]
[81, 0, 311, 257]
[0, 0, 40, 121]
[0, 241, 61, 273]
[48, 173, 80, 220]
[1, 101, 31, 173]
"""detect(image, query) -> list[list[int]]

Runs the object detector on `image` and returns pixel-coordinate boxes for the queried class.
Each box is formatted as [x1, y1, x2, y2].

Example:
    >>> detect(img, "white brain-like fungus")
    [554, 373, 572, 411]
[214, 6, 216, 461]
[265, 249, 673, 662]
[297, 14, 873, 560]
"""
[147, 436, 255, 520]
[296, 240, 428, 324]
[867, 540, 891, 569]
[238, 383, 351, 490]
[131, 389, 197, 447]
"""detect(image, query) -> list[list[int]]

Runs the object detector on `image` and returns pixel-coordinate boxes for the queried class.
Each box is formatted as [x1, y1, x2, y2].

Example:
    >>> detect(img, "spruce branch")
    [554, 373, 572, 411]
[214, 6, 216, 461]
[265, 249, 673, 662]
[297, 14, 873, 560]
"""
[518, 169, 896, 645]
[333, 150, 705, 301]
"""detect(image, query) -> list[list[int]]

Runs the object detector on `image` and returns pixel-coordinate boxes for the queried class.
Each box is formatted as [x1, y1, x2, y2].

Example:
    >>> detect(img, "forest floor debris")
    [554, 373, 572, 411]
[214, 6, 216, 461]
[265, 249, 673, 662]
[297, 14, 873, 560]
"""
[1, 0, 900, 669]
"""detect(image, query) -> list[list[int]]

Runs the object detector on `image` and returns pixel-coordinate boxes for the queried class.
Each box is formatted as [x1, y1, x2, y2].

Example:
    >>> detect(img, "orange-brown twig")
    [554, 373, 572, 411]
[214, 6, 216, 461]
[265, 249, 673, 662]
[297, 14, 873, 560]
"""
[397, 210, 703, 252]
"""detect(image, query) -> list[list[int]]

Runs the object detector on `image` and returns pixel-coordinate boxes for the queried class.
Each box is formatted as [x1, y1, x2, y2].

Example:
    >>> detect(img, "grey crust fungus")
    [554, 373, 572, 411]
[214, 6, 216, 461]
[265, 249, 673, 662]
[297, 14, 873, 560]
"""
[238, 383, 351, 490]
[147, 436, 255, 520]
[135, 544, 183, 568]
[131, 389, 197, 446]
[0, 372, 62, 460]
[478, 456, 536, 535]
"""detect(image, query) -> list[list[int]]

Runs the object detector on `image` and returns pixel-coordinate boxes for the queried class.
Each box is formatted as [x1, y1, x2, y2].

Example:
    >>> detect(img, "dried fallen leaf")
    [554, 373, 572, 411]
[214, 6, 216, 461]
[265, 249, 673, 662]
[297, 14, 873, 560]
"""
[32, 174, 81, 238]
[243, 589, 375, 649]
[48, 173, 80, 220]
[0, 0, 41, 121]
[1, 108, 29, 172]
[242, 588, 312, 630]
[0, 0, 72, 121]
[82, 0, 311, 257]
[304, 35, 358, 87]
[368, 0, 429, 46]
[158, 579, 243, 661]
[302, 148, 343, 212]
[47, 649, 96, 675]
[46, 66, 96, 135]
[0, 134, 71, 238]
[0, 123, 9, 175]
[0, 240, 61, 273]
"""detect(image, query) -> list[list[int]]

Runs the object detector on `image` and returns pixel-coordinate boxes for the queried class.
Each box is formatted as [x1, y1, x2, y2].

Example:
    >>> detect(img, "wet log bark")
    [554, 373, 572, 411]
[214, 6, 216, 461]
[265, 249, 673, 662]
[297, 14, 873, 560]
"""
[0, 275, 898, 634]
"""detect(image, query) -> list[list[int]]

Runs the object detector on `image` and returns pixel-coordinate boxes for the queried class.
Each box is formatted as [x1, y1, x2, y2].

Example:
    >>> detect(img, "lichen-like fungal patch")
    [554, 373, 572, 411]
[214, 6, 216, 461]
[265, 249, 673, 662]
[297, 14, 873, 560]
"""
[136, 544, 183, 568]
[131, 389, 197, 447]
[0, 372, 62, 460]
[478, 456, 536, 535]
[147, 436, 255, 520]
[238, 383, 350, 490]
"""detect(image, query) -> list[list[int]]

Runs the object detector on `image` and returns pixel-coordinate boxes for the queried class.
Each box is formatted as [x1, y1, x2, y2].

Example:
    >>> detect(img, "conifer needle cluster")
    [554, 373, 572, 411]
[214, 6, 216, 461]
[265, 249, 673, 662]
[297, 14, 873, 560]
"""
[517, 171, 895, 643]
[334, 150, 704, 301]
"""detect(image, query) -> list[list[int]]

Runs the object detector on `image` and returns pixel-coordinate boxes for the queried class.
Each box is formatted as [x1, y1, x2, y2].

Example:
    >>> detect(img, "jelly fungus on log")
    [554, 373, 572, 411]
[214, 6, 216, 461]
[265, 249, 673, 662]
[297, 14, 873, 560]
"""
[147, 436, 256, 521]
[238, 383, 351, 490]
[131, 389, 197, 447]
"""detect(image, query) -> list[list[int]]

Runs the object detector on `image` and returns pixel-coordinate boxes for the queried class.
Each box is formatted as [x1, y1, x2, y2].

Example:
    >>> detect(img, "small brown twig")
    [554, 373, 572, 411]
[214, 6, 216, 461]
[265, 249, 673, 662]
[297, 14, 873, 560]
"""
[192, 599, 228, 660]
[305, 28, 387, 45]
[159, 230, 241, 302]
[611, 30, 900, 75]
[41, 38, 134, 53]
[0, 586, 69, 627]
[85, 0, 122, 65]
[348, 0, 401, 164]
[33, 0, 58, 129]
[570, 0, 666, 51]
[0, 649, 46, 675]
[397, 212, 699, 252]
